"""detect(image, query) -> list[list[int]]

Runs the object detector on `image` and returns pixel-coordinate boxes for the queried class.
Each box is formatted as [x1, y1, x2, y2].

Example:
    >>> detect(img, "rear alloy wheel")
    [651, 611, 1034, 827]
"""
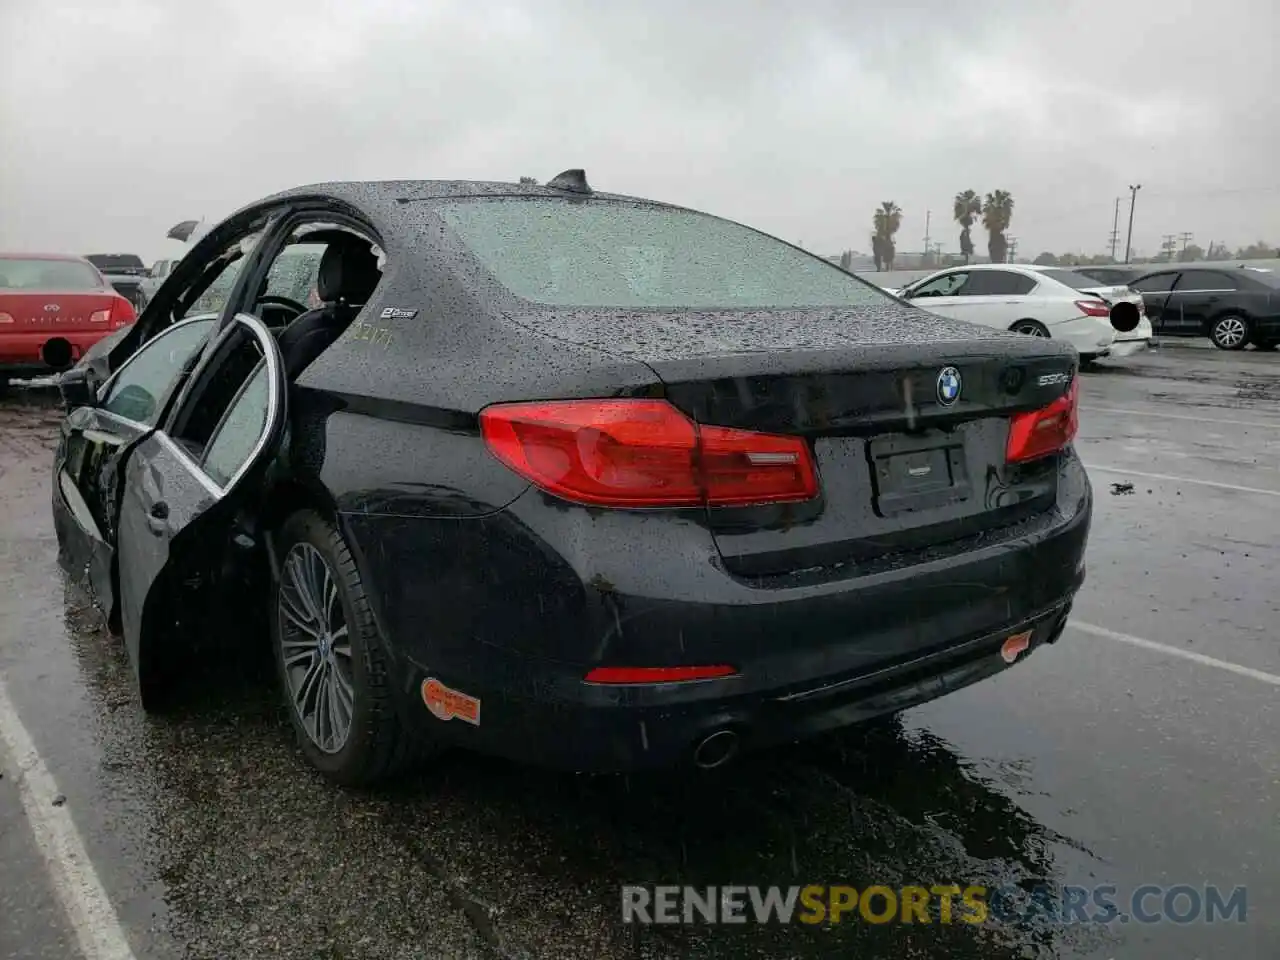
[1209, 314, 1249, 350]
[271, 510, 425, 784]
[1011, 320, 1050, 338]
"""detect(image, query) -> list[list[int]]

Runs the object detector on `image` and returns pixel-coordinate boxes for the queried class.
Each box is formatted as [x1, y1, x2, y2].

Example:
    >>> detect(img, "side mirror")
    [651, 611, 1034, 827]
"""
[58, 366, 98, 410]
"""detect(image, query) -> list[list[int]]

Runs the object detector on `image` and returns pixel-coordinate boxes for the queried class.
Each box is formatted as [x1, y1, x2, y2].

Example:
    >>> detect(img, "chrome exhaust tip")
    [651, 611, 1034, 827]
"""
[692, 729, 740, 770]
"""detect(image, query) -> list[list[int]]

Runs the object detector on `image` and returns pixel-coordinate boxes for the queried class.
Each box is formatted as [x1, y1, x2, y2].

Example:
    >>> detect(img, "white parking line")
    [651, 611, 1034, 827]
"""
[1086, 464, 1280, 498]
[1081, 405, 1280, 430]
[1071, 621, 1280, 687]
[0, 675, 136, 960]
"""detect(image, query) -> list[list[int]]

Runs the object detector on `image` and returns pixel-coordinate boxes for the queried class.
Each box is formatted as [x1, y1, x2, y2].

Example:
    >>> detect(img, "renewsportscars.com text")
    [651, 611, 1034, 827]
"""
[621, 884, 1247, 926]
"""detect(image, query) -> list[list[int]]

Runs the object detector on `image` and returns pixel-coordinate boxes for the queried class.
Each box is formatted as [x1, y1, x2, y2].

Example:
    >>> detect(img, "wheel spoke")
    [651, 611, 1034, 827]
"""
[324, 575, 339, 629]
[280, 592, 321, 638]
[307, 550, 329, 625]
[294, 655, 324, 713]
[325, 667, 346, 747]
[332, 662, 355, 710]
[316, 661, 333, 750]
[330, 624, 351, 659]
[294, 552, 326, 625]
[282, 643, 315, 669]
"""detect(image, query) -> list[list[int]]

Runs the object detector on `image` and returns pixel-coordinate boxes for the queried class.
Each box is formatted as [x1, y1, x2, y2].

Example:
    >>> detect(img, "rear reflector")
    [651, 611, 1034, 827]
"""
[0, 312, 12, 324]
[479, 399, 818, 508]
[1074, 299, 1111, 318]
[584, 665, 737, 684]
[1006, 379, 1079, 463]
[88, 309, 110, 324]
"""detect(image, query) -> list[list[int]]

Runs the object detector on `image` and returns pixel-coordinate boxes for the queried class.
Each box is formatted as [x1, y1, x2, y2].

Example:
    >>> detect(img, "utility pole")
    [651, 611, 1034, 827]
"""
[1123, 184, 1141, 263]
[1006, 236, 1018, 263]
[1160, 234, 1177, 262]
[1178, 231, 1194, 261]
[1109, 197, 1121, 261]
[923, 210, 932, 262]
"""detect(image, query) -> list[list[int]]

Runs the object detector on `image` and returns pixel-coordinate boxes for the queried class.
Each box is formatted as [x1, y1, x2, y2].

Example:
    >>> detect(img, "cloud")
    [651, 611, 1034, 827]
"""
[1, 0, 1275, 262]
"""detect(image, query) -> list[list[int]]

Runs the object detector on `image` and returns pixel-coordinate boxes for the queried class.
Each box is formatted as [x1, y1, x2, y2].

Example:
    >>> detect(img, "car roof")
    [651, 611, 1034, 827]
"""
[259, 178, 675, 229]
[1018, 264, 1100, 274]
[0, 252, 93, 262]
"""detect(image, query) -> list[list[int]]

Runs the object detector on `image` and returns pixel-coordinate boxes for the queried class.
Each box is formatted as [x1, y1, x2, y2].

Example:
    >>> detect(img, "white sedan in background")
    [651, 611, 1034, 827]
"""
[894, 264, 1148, 364]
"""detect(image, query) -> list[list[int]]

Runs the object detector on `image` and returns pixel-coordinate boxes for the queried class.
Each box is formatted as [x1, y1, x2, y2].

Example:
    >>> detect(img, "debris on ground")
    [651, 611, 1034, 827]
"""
[1110, 482, 1136, 495]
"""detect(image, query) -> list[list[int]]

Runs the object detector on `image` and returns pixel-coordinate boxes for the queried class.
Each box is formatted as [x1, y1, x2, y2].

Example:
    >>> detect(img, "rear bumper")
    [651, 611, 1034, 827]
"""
[1052, 315, 1116, 356]
[395, 599, 1077, 772]
[346, 453, 1093, 772]
[0, 329, 116, 374]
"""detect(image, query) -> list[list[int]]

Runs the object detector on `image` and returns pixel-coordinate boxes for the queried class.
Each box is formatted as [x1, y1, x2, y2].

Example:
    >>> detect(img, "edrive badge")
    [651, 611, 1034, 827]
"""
[936, 366, 962, 406]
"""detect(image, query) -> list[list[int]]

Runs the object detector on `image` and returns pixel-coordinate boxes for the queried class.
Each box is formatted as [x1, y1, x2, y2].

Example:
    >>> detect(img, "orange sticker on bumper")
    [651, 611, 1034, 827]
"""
[1000, 630, 1033, 664]
[421, 678, 481, 725]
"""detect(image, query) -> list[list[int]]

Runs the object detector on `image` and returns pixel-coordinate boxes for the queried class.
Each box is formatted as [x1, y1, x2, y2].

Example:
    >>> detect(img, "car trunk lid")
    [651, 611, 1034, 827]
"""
[0, 291, 124, 331]
[511, 305, 1078, 577]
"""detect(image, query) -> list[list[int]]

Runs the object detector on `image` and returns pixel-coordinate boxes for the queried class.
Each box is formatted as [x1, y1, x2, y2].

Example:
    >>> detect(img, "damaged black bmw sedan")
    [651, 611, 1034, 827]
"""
[53, 170, 1091, 784]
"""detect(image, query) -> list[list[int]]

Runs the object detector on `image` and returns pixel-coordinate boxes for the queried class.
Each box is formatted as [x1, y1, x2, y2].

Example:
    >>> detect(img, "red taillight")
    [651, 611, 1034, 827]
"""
[109, 296, 136, 328]
[1006, 379, 1079, 464]
[1074, 299, 1110, 318]
[479, 399, 818, 508]
[584, 665, 737, 684]
[88, 309, 110, 324]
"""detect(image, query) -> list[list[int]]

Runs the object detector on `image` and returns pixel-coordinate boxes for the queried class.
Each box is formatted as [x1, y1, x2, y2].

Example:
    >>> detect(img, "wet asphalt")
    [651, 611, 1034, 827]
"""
[0, 342, 1276, 960]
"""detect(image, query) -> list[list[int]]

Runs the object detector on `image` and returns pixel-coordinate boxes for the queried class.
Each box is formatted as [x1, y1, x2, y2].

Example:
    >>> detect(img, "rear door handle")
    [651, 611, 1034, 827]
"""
[147, 501, 169, 535]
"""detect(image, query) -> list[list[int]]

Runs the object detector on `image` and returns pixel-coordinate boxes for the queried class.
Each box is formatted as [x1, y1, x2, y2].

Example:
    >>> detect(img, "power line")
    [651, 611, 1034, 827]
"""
[1008, 183, 1280, 232]
[1124, 185, 1141, 264]
[1109, 197, 1121, 260]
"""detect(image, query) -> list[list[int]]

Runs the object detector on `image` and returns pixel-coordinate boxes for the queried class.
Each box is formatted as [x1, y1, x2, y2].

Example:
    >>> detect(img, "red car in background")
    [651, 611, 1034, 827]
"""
[0, 253, 137, 388]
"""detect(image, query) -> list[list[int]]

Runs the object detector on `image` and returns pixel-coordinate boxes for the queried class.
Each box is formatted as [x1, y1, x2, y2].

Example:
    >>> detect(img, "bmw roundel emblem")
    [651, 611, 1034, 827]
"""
[936, 366, 962, 406]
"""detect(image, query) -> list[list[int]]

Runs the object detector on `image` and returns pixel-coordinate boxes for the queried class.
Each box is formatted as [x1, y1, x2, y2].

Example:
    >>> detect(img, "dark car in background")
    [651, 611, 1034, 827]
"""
[1127, 265, 1280, 350]
[0, 253, 137, 387]
[53, 171, 1091, 785]
[85, 253, 150, 312]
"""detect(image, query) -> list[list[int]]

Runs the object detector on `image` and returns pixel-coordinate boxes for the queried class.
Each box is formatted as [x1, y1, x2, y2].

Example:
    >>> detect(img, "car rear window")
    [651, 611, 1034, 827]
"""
[1038, 269, 1105, 291]
[0, 258, 106, 291]
[435, 198, 892, 309]
[1242, 267, 1280, 287]
[86, 254, 145, 272]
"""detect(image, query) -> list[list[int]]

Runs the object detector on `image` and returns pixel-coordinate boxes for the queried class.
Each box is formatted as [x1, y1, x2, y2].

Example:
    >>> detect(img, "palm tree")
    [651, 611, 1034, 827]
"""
[982, 190, 1015, 263]
[953, 190, 982, 264]
[872, 201, 903, 271]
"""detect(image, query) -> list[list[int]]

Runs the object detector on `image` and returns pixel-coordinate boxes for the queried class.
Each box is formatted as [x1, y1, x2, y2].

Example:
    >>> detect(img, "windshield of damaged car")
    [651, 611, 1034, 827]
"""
[0, 258, 107, 291]
[434, 198, 894, 309]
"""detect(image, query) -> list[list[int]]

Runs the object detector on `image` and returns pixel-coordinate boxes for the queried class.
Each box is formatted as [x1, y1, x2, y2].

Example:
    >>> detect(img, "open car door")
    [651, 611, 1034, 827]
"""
[55, 316, 221, 624]
[112, 313, 287, 705]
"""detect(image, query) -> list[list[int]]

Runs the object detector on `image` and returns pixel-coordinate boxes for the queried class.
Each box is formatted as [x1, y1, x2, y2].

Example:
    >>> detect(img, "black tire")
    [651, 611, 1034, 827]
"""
[1208, 313, 1249, 351]
[1253, 339, 1277, 352]
[270, 509, 426, 785]
[1010, 319, 1050, 338]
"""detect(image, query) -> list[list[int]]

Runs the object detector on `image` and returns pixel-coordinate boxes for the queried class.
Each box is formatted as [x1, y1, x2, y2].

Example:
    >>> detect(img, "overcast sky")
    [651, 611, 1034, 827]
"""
[2, 0, 1276, 263]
